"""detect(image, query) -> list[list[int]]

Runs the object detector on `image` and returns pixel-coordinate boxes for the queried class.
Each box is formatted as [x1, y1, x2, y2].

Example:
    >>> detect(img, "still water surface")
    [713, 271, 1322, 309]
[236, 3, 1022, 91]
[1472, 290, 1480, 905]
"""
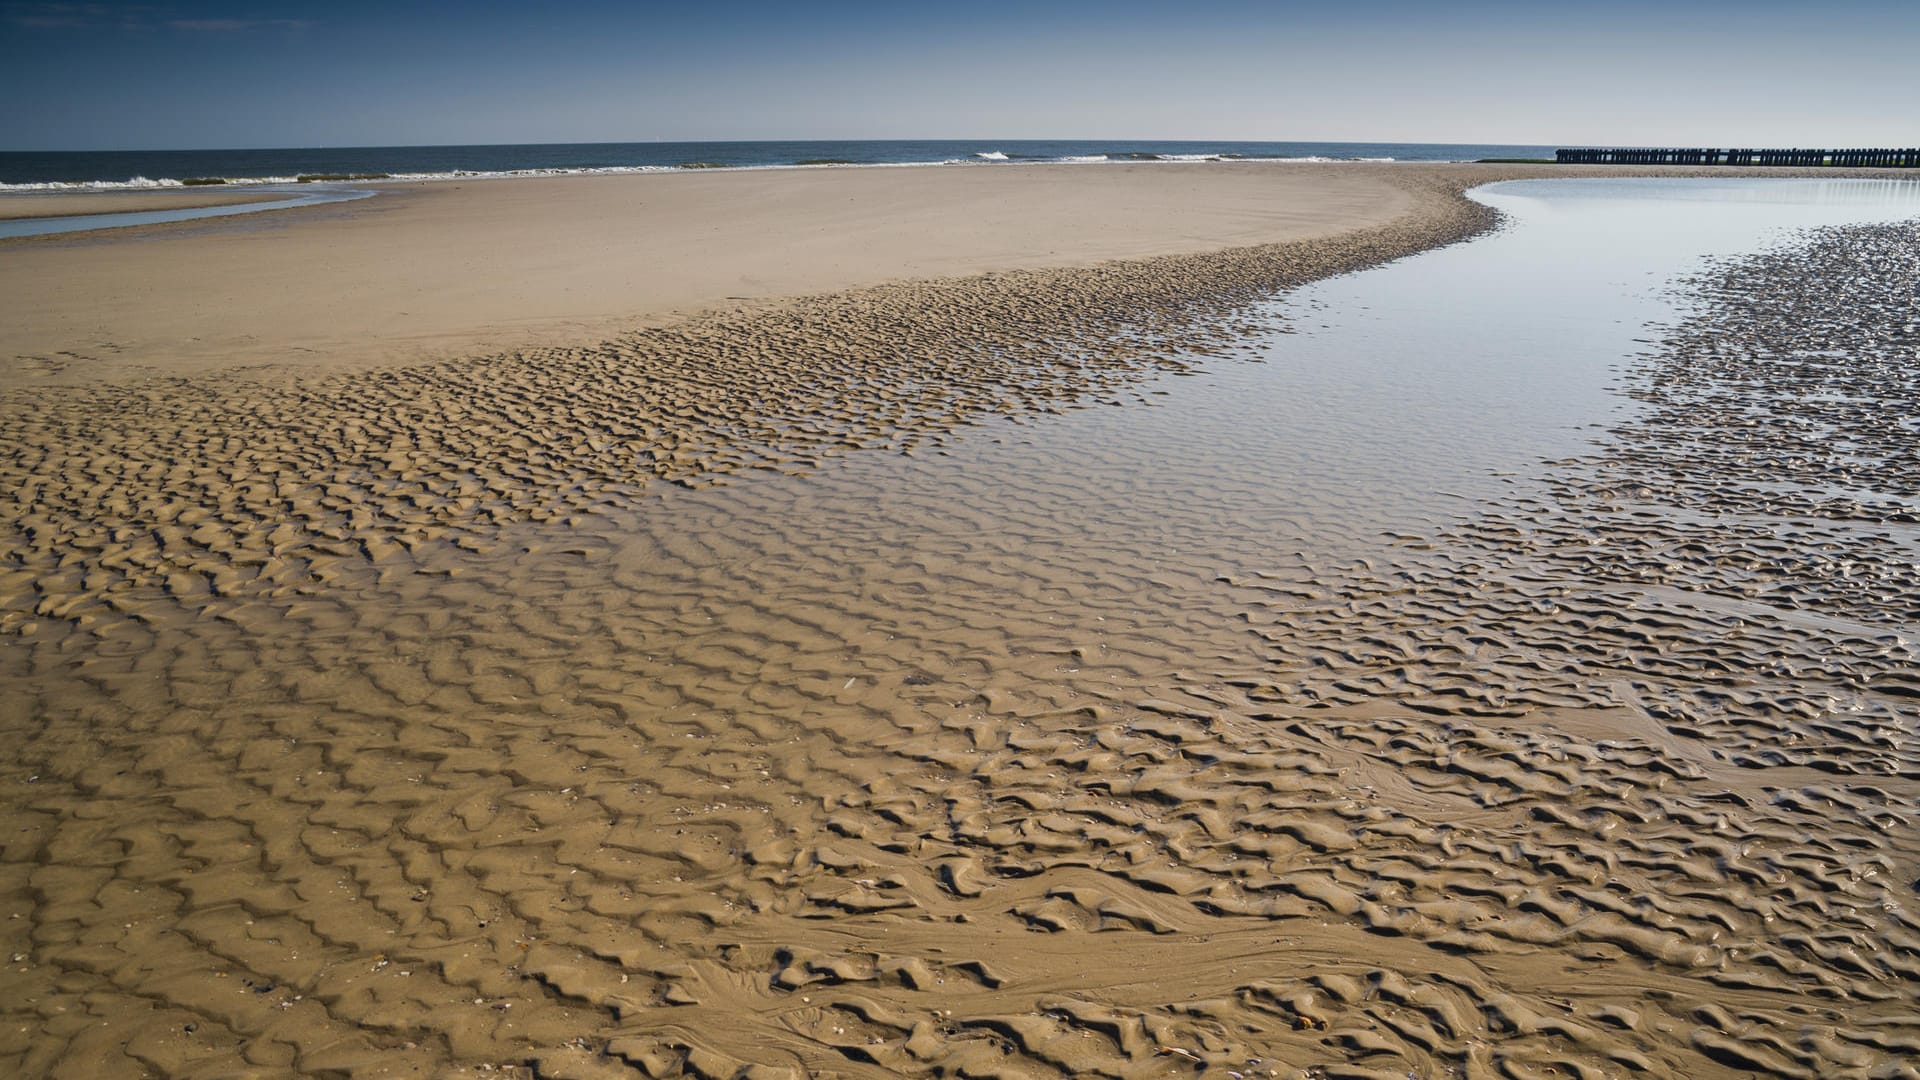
[885, 176, 1920, 563]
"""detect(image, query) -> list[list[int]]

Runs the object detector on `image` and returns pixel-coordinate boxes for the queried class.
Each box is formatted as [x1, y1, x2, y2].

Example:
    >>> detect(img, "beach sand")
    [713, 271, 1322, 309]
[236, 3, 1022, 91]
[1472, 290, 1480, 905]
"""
[0, 188, 285, 221]
[2, 162, 1439, 384]
[3, 162, 1917, 1078]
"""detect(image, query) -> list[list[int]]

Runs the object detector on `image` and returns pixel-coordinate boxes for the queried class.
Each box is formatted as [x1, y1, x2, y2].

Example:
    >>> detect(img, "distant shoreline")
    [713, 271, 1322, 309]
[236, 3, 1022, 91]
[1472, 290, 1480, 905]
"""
[0, 139, 1557, 190]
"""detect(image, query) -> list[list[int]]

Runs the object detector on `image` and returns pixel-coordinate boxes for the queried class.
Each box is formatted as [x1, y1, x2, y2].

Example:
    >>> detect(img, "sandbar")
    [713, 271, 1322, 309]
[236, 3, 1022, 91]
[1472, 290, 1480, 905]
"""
[11, 161, 1898, 388]
[0, 188, 284, 220]
[0, 162, 1441, 384]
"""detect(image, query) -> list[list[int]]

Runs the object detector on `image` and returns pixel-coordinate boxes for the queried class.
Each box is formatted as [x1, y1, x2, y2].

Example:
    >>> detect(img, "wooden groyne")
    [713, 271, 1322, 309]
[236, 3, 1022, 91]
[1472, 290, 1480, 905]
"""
[1557, 147, 1920, 167]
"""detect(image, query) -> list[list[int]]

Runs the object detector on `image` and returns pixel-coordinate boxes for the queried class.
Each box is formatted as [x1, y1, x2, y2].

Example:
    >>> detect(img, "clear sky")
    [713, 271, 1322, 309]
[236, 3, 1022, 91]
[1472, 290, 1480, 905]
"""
[3, 0, 1916, 150]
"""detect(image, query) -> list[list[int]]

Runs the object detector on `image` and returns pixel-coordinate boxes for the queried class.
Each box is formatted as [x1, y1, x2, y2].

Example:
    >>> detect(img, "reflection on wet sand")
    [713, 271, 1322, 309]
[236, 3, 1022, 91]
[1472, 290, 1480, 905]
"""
[3, 181, 1919, 1079]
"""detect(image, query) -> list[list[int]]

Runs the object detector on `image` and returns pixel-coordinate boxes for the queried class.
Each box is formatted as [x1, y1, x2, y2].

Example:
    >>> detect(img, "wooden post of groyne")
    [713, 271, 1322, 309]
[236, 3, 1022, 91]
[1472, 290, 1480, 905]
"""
[1555, 147, 1920, 167]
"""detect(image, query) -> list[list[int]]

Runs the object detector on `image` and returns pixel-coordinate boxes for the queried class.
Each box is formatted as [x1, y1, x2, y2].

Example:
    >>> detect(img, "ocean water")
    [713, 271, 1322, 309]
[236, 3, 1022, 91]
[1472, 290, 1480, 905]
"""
[0, 139, 1555, 190]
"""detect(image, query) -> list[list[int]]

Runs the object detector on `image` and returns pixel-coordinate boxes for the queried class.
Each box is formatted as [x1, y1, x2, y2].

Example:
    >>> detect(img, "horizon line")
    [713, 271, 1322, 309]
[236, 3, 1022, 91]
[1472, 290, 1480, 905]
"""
[1, 137, 1571, 155]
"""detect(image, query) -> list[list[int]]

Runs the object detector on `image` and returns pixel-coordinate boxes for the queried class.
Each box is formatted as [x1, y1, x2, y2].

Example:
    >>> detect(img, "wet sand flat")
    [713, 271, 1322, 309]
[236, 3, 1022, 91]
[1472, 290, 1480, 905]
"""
[3, 168, 1919, 1079]
[0, 189, 284, 221]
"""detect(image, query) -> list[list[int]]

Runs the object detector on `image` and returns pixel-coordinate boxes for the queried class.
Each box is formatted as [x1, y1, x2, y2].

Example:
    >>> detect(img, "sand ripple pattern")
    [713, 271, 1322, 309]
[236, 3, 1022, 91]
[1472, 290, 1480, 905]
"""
[0, 173, 1494, 637]
[1222, 220, 1920, 1073]
[1539, 221, 1920, 626]
[4, 196, 1920, 1079]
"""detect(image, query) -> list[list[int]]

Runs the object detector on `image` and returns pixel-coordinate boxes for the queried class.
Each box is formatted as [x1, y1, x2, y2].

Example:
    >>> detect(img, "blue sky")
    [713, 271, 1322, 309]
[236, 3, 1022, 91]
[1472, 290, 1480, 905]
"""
[3, 0, 1916, 149]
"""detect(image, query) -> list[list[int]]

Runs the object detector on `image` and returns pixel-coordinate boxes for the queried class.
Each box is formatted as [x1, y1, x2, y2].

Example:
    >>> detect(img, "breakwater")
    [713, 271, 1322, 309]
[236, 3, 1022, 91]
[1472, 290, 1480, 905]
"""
[1558, 147, 1920, 167]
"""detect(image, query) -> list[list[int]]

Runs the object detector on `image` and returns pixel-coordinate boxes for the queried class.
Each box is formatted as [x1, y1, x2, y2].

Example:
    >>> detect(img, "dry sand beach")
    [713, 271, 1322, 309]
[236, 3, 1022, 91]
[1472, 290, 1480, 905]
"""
[1, 163, 1428, 384]
[3, 162, 1919, 1079]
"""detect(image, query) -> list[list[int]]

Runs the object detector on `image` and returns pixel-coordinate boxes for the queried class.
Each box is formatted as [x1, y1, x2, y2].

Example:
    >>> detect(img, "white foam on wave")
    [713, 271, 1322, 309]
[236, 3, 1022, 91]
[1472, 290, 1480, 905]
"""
[377, 165, 682, 183]
[974, 151, 1011, 161]
[0, 175, 188, 192]
[1055, 155, 1109, 163]
[0, 164, 695, 192]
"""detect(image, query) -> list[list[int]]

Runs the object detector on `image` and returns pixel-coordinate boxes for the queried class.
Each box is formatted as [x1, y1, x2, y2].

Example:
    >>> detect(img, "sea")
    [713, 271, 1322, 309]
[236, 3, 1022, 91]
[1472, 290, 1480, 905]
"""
[0, 140, 1554, 190]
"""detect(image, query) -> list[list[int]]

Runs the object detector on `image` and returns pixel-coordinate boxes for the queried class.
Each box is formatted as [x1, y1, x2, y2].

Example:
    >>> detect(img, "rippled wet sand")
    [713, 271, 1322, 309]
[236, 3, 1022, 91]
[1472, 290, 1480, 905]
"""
[3, 181, 1919, 1079]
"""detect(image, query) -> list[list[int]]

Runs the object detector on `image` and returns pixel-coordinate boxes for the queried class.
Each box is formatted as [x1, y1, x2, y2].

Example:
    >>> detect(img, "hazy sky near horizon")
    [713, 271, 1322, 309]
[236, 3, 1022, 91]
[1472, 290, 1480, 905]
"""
[3, 0, 1916, 150]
